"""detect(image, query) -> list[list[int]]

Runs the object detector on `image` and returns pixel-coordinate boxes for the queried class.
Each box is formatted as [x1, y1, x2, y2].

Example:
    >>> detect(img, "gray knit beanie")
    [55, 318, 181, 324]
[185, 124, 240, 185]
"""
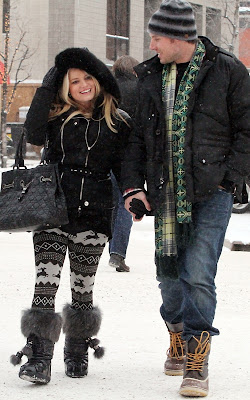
[148, 0, 197, 41]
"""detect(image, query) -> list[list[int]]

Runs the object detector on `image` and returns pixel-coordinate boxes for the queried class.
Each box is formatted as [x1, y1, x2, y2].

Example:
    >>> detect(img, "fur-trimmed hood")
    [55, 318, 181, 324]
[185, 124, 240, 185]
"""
[55, 47, 120, 101]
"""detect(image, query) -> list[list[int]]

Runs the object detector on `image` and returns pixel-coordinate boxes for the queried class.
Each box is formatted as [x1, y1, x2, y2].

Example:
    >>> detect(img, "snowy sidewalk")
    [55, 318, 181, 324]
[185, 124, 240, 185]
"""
[0, 214, 250, 400]
[224, 211, 250, 249]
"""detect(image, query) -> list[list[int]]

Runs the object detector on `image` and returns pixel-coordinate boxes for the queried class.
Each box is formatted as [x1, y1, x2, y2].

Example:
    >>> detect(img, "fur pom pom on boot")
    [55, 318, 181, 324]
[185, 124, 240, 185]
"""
[62, 304, 105, 378]
[10, 308, 62, 384]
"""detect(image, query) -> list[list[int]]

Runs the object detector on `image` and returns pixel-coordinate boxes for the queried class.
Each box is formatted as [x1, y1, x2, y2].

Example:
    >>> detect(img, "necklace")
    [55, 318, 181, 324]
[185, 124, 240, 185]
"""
[84, 119, 100, 150]
[84, 119, 101, 167]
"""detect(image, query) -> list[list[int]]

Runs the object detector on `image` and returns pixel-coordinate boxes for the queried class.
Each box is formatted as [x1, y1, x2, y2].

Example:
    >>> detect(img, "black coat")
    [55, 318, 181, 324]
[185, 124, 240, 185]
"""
[116, 74, 138, 119]
[122, 36, 250, 211]
[25, 87, 132, 236]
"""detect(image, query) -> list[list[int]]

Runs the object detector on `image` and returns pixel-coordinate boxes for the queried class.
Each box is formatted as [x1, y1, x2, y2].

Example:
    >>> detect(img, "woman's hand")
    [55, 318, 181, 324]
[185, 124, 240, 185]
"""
[42, 67, 59, 92]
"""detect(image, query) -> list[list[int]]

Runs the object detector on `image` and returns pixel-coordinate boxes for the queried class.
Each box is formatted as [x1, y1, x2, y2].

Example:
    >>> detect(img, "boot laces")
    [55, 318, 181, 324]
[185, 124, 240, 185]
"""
[168, 331, 185, 360]
[186, 331, 210, 372]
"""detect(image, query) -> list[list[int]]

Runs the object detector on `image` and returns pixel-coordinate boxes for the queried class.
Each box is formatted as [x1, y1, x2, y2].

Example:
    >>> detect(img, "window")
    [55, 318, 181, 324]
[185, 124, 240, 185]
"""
[240, 1, 250, 29]
[106, 0, 130, 63]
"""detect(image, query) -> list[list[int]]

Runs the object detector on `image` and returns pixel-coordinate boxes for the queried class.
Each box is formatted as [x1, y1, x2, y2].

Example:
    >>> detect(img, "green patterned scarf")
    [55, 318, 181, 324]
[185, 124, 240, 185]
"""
[155, 40, 206, 257]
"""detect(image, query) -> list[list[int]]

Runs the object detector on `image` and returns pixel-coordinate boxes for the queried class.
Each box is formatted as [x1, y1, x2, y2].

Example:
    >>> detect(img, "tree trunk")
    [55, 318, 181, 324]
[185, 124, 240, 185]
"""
[1, 0, 10, 168]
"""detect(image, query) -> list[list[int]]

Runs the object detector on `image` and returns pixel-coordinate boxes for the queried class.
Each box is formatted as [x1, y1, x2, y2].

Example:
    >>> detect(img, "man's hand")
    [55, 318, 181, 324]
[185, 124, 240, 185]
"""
[124, 191, 151, 221]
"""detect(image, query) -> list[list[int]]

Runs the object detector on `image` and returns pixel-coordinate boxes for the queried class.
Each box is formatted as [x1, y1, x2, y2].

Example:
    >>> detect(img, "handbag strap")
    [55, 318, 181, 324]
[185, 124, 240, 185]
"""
[14, 127, 48, 168]
[14, 127, 26, 168]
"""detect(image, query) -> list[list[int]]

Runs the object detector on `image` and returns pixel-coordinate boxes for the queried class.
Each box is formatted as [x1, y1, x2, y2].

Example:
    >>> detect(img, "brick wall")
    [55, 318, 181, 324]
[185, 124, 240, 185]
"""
[239, 28, 250, 68]
[6, 84, 39, 123]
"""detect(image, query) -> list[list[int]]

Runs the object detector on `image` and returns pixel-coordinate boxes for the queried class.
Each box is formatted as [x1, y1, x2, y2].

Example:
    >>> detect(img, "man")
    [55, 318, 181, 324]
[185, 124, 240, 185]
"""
[122, 0, 250, 397]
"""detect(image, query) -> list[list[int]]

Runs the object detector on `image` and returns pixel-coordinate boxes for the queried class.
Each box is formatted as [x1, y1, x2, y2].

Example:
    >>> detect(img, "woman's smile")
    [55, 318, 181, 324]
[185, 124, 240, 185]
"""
[68, 68, 96, 105]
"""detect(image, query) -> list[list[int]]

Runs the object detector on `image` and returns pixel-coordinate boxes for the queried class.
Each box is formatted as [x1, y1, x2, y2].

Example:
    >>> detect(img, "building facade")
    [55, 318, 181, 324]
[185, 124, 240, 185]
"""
[239, 1, 250, 69]
[0, 0, 241, 122]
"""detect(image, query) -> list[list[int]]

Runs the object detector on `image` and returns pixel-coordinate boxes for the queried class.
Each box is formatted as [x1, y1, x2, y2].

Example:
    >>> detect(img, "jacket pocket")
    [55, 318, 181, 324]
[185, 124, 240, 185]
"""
[193, 150, 228, 197]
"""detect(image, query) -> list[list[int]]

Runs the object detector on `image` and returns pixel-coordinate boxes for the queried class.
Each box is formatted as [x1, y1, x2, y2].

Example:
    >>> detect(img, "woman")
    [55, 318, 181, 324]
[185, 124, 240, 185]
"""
[10, 48, 131, 383]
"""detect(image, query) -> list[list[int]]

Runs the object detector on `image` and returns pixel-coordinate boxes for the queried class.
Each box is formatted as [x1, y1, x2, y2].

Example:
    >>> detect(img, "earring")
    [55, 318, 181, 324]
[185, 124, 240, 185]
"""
[68, 92, 72, 98]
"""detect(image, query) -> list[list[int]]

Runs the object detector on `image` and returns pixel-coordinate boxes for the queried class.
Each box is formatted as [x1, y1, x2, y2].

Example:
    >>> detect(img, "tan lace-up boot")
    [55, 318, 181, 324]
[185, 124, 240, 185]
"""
[164, 322, 185, 376]
[179, 331, 211, 397]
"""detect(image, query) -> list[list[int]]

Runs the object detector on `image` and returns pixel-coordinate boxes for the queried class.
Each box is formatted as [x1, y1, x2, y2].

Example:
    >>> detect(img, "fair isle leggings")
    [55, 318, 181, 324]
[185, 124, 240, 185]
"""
[31, 228, 108, 311]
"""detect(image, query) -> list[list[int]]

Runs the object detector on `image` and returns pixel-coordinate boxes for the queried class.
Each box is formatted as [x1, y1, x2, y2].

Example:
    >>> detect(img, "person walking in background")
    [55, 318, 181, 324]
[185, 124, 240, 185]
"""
[112, 55, 139, 119]
[108, 56, 139, 272]
[108, 171, 132, 272]
[10, 47, 132, 383]
[122, 0, 250, 397]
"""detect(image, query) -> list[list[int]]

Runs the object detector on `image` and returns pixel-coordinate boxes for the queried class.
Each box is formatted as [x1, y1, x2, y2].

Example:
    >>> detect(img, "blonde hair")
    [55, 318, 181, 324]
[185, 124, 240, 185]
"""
[49, 70, 125, 131]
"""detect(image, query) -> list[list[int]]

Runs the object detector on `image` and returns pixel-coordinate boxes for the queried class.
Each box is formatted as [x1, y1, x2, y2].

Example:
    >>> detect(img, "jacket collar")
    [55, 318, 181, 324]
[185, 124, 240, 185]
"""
[134, 36, 222, 100]
[134, 55, 163, 80]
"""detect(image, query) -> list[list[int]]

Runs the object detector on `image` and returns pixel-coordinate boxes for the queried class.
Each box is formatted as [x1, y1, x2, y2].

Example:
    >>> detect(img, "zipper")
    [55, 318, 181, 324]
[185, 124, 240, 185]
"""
[159, 165, 164, 187]
[85, 152, 89, 167]
[78, 176, 85, 216]
[60, 121, 66, 163]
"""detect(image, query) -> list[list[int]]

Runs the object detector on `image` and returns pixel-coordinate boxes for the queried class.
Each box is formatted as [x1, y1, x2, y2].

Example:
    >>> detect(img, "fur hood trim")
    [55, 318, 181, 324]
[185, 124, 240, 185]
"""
[55, 47, 120, 101]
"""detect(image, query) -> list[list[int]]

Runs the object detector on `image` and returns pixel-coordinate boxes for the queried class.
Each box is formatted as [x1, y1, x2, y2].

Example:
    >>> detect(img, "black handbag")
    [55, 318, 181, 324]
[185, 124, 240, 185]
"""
[0, 130, 69, 232]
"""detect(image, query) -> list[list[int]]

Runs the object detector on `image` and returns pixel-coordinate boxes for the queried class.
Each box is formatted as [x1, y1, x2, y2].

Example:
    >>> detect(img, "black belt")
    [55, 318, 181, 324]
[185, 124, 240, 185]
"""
[59, 165, 111, 180]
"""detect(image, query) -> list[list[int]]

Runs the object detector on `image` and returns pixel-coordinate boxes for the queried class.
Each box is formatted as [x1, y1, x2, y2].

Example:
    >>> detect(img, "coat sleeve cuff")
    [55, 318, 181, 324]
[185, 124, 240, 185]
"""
[123, 188, 143, 200]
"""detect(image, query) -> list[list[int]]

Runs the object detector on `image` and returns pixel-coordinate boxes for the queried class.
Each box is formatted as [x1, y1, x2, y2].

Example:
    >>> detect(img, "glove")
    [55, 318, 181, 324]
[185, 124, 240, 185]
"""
[129, 198, 150, 220]
[42, 66, 59, 92]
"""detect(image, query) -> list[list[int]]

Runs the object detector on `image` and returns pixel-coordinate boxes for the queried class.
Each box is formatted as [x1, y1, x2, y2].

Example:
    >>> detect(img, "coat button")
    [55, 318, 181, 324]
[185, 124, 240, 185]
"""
[74, 121, 78, 125]
[202, 159, 206, 163]
[155, 129, 160, 135]
[84, 201, 89, 206]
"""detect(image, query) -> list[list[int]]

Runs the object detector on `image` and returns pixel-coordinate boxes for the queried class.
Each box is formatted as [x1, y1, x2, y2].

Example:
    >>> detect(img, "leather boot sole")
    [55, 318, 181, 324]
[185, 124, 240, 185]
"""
[179, 377, 208, 397]
[19, 371, 50, 384]
[165, 369, 183, 376]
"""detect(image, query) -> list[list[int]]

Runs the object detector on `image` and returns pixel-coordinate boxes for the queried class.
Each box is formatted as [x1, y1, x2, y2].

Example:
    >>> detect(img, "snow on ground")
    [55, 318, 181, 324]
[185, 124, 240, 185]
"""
[0, 163, 250, 399]
[225, 211, 250, 246]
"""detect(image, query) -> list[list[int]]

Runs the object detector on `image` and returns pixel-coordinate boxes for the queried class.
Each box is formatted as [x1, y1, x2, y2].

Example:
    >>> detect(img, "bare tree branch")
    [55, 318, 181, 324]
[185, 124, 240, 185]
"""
[6, 44, 31, 112]
[8, 30, 26, 75]
[0, 0, 37, 167]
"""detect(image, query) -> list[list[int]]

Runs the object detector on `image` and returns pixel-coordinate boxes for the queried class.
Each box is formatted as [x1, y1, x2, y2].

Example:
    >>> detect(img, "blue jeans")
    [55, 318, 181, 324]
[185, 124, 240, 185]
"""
[157, 189, 233, 340]
[109, 173, 133, 258]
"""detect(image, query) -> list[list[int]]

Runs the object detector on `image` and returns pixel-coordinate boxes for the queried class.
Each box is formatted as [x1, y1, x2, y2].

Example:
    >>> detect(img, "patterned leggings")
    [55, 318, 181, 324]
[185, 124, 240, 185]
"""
[32, 228, 108, 311]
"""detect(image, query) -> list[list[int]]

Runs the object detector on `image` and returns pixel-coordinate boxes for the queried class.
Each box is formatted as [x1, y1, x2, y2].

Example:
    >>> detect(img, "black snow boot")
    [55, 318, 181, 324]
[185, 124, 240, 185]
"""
[64, 336, 89, 378]
[62, 304, 105, 378]
[10, 308, 62, 384]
